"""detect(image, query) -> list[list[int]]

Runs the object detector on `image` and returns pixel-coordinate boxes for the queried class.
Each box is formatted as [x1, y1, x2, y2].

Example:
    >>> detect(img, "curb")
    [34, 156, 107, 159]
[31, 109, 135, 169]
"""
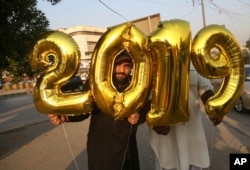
[0, 90, 33, 99]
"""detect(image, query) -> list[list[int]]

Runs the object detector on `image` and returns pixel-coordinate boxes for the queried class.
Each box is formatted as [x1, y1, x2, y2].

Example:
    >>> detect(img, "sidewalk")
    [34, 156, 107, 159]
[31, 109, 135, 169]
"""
[0, 87, 33, 98]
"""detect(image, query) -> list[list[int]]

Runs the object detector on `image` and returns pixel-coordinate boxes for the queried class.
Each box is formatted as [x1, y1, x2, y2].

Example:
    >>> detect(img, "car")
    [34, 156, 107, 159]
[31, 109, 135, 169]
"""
[61, 76, 84, 92]
[234, 64, 250, 113]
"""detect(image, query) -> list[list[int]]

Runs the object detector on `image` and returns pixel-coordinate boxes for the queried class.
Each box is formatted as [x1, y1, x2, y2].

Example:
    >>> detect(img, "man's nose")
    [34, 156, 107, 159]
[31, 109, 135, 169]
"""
[117, 66, 125, 72]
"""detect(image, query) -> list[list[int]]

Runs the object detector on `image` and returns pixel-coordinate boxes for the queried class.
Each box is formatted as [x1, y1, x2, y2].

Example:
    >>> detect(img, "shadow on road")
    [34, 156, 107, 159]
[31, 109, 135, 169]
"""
[0, 120, 54, 159]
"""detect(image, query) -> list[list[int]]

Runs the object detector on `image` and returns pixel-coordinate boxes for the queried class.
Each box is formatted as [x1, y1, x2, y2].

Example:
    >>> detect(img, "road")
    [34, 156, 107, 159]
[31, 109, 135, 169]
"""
[0, 94, 48, 133]
[0, 94, 250, 170]
[202, 110, 250, 170]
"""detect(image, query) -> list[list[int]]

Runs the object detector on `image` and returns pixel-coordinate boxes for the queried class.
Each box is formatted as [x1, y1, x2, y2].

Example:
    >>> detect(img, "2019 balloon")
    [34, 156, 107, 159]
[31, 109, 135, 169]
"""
[146, 19, 191, 126]
[29, 20, 244, 125]
[29, 31, 92, 115]
[191, 25, 244, 119]
[90, 23, 152, 119]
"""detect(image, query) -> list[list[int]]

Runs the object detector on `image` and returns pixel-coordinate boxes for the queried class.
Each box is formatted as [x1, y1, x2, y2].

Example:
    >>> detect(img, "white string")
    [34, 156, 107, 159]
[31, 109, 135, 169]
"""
[99, 0, 129, 22]
[121, 124, 133, 170]
[62, 122, 80, 170]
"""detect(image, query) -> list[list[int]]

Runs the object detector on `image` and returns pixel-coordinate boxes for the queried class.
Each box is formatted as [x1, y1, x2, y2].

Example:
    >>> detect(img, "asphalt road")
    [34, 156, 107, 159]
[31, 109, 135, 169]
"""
[0, 93, 250, 170]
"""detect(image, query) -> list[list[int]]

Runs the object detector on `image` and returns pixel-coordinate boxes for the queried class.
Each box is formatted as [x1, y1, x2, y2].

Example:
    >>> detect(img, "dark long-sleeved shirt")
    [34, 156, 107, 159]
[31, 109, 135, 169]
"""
[67, 79, 151, 170]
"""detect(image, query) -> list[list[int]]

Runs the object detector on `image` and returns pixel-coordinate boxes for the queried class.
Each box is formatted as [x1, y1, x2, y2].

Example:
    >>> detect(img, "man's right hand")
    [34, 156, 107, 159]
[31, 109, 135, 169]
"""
[48, 114, 68, 125]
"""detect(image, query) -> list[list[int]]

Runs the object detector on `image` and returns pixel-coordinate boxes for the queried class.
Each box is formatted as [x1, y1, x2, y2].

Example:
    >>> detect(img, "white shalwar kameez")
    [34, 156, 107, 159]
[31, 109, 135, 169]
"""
[149, 65, 214, 170]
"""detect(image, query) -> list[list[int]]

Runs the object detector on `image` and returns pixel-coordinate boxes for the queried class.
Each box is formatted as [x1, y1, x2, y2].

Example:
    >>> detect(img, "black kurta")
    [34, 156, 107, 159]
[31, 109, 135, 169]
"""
[68, 79, 150, 170]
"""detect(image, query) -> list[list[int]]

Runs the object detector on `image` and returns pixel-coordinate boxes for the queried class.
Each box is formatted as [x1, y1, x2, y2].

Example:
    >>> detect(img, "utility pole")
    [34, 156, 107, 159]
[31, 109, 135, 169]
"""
[201, 0, 206, 27]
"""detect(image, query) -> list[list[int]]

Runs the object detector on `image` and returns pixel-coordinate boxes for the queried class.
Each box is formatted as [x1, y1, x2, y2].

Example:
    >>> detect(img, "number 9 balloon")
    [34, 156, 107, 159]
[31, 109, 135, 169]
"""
[29, 31, 92, 115]
[191, 25, 245, 119]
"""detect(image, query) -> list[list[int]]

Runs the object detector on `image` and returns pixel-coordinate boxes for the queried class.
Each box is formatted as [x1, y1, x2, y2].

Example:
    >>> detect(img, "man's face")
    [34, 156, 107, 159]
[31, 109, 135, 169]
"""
[114, 61, 132, 84]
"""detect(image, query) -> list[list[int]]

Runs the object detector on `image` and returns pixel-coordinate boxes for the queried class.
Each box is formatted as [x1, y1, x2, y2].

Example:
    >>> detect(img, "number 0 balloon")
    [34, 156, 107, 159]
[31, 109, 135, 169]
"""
[90, 23, 152, 119]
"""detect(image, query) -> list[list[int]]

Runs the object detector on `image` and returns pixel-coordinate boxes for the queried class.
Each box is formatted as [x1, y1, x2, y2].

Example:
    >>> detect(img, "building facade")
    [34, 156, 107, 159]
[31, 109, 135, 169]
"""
[58, 26, 107, 80]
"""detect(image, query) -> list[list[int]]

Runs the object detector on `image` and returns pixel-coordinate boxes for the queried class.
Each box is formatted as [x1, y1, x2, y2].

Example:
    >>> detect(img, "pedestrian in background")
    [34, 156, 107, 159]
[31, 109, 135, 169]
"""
[149, 63, 222, 170]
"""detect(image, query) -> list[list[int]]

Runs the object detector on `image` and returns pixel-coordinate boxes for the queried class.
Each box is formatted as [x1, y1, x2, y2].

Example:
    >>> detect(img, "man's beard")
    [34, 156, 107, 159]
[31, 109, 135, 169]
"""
[114, 73, 128, 84]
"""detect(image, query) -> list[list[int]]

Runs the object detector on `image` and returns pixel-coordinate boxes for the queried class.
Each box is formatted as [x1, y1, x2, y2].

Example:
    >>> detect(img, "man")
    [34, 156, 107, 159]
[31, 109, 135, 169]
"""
[48, 50, 151, 170]
[149, 63, 222, 170]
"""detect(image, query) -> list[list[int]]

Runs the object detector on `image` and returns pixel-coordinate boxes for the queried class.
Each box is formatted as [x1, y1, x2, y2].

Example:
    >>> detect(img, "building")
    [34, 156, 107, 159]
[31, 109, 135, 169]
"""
[58, 26, 107, 80]
[108, 13, 160, 36]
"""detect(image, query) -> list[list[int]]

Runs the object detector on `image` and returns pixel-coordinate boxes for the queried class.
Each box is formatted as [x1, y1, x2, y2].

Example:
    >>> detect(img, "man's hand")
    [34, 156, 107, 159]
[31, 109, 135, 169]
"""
[209, 117, 223, 126]
[48, 114, 68, 125]
[128, 113, 140, 125]
[153, 125, 171, 135]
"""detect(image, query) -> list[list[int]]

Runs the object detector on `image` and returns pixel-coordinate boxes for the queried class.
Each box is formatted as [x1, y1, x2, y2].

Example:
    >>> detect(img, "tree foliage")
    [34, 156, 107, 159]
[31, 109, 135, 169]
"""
[46, 0, 62, 5]
[0, 0, 50, 79]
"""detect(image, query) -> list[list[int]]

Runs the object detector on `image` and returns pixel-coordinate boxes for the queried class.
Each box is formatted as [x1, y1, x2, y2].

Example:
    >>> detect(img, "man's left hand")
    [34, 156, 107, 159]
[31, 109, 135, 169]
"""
[209, 117, 223, 126]
[152, 125, 171, 135]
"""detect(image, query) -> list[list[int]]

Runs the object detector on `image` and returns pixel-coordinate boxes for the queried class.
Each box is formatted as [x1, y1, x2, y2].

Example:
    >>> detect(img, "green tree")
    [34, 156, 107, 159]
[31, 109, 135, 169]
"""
[46, 0, 62, 5]
[0, 0, 49, 80]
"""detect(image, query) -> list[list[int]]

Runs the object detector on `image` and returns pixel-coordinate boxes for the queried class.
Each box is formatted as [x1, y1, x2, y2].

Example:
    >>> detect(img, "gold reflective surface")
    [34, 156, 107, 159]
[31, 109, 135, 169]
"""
[90, 23, 152, 119]
[146, 19, 191, 126]
[29, 21, 244, 123]
[29, 31, 92, 115]
[191, 25, 244, 119]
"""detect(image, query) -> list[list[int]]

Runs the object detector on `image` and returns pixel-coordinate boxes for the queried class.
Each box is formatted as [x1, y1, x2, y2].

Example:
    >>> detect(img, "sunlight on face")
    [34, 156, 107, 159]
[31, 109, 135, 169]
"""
[114, 62, 132, 83]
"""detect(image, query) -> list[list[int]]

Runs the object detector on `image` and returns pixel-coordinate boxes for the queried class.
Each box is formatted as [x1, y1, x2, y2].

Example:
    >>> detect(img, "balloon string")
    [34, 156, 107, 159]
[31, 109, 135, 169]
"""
[121, 124, 132, 170]
[99, 0, 129, 22]
[62, 122, 80, 170]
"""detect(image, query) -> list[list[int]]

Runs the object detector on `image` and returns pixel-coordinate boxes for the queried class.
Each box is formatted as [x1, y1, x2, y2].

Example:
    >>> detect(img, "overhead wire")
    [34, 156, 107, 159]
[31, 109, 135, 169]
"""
[188, 0, 249, 45]
[235, 0, 250, 6]
[207, 0, 250, 45]
[98, 0, 129, 22]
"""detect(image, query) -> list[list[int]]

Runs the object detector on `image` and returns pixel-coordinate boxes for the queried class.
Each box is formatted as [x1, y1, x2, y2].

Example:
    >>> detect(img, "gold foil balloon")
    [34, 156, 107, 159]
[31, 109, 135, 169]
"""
[90, 23, 152, 119]
[146, 19, 191, 126]
[191, 25, 244, 119]
[29, 31, 92, 115]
